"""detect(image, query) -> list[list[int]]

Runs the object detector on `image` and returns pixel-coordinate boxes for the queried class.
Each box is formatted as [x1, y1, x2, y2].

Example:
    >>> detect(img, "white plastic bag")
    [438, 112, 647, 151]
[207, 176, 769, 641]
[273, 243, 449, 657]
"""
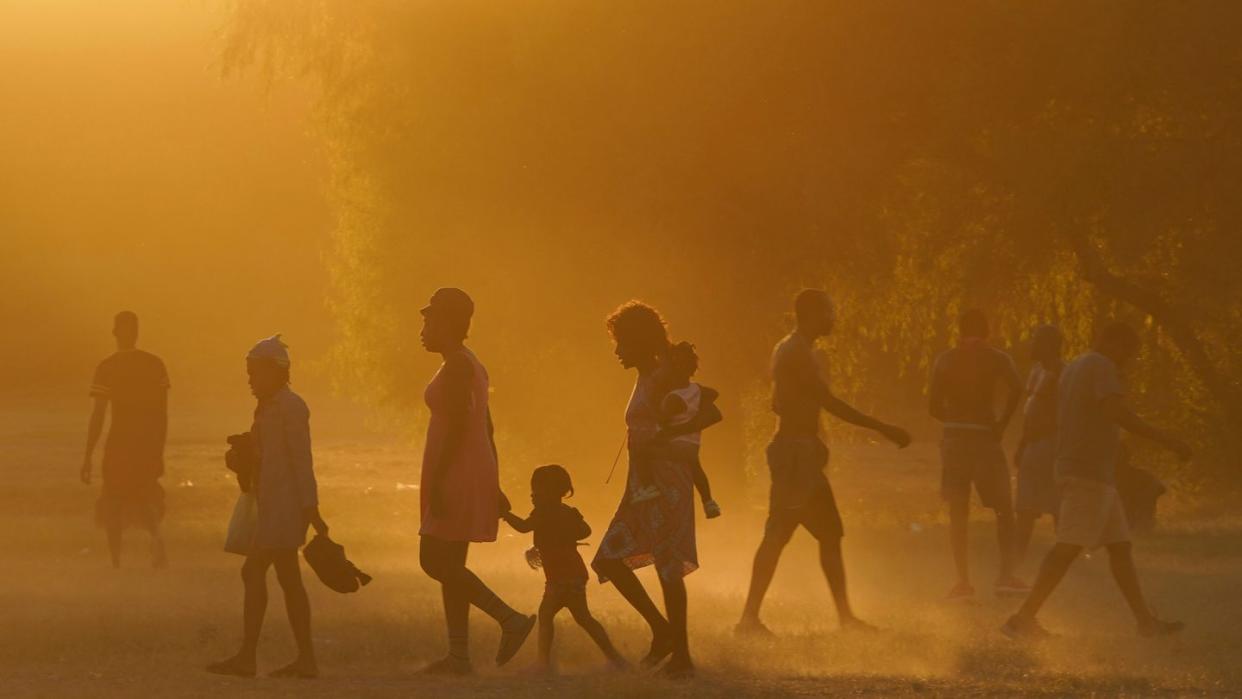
[224, 492, 257, 555]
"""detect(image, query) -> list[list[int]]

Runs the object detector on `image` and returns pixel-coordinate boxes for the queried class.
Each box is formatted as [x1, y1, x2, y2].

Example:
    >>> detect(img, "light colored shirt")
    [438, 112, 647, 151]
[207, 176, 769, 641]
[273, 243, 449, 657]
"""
[1055, 351, 1125, 484]
[1021, 363, 1060, 443]
[662, 383, 702, 446]
[252, 386, 318, 550]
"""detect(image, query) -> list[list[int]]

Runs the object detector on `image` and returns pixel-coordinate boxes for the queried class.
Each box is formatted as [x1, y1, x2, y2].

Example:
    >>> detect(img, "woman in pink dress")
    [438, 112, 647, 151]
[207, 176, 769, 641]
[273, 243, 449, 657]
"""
[417, 288, 535, 675]
[592, 301, 722, 678]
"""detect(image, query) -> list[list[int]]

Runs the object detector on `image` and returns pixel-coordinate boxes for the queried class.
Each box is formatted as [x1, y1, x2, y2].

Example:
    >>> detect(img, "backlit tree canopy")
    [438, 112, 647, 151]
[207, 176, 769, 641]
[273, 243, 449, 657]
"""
[223, 1, 1241, 480]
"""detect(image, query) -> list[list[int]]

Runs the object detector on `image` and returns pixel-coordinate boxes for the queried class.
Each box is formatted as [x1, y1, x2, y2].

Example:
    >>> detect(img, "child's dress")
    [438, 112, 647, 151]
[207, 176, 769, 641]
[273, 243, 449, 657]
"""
[530, 503, 591, 609]
[533, 503, 589, 580]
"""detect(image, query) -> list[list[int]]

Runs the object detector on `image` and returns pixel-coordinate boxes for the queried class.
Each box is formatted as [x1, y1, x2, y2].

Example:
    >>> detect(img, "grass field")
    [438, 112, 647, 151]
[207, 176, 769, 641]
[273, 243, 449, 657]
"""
[2, 409, 1240, 697]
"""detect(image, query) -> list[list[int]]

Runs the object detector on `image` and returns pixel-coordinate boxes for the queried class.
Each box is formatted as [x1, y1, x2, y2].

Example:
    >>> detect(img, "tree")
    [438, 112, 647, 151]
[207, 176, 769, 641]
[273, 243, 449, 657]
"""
[222, 0, 1241, 483]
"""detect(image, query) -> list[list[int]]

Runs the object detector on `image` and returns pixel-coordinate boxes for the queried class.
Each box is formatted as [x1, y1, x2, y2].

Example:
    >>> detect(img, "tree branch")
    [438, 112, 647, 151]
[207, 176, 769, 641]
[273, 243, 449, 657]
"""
[1067, 233, 1241, 418]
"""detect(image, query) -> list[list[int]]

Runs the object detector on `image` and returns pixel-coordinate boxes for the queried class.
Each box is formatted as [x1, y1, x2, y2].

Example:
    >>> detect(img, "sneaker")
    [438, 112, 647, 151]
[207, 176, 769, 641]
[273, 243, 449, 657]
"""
[946, 583, 976, 601]
[994, 577, 1031, 598]
[703, 499, 721, 519]
[496, 614, 537, 666]
[1001, 614, 1052, 640]
[630, 485, 662, 504]
[1138, 617, 1184, 638]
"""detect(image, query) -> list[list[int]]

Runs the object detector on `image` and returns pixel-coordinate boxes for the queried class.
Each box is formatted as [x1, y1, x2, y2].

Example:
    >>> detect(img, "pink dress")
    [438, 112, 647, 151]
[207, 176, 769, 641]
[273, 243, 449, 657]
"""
[419, 347, 500, 543]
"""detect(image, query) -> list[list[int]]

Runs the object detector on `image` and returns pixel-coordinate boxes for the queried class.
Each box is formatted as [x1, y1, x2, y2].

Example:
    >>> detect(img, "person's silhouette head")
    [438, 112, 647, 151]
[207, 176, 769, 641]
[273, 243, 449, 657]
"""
[420, 288, 473, 353]
[607, 301, 668, 370]
[1094, 321, 1141, 368]
[1031, 324, 1063, 364]
[530, 464, 573, 509]
[959, 309, 989, 340]
[668, 341, 698, 378]
[246, 335, 291, 399]
[794, 289, 834, 338]
[113, 311, 138, 350]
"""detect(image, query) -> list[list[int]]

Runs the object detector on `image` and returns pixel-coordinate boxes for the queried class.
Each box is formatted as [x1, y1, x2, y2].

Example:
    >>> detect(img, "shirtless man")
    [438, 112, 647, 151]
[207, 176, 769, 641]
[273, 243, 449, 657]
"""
[736, 289, 911, 635]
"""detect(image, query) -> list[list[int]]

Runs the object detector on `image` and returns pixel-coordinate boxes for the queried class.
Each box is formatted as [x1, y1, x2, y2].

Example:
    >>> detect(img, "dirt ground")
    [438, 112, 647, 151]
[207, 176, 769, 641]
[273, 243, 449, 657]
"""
[2, 409, 1240, 698]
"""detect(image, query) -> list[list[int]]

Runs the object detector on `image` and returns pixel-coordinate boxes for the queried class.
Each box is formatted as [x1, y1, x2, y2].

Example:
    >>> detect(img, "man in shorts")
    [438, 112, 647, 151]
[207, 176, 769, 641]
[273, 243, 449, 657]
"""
[1014, 325, 1064, 567]
[82, 311, 171, 568]
[735, 289, 911, 636]
[929, 309, 1027, 599]
[1003, 321, 1190, 639]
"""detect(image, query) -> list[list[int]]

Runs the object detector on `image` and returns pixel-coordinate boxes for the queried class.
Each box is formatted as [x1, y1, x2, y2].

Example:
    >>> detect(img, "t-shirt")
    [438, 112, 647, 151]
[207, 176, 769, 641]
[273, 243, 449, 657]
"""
[528, 503, 591, 582]
[1055, 351, 1125, 484]
[90, 349, 169, 477]
[930, 341, 1021, 427]
[771, 332, 825, 437]
[1021, 363, 1060, 443]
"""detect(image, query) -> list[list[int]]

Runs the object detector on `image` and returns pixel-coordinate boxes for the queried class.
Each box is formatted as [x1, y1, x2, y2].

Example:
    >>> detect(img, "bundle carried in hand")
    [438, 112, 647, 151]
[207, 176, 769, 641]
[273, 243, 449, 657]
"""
[224, 432, 258, 492]
[303, 534, 373, 593]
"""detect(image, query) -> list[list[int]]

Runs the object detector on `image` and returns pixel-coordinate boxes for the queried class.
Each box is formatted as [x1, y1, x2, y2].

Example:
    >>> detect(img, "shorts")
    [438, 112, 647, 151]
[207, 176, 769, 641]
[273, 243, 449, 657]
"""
[1016, 437, 1059, 516]
[1056, 477, 1130, 549]
[940, 429, 1012, 510]
[764, 436, 844, 541]
[539, 579, 591, 617]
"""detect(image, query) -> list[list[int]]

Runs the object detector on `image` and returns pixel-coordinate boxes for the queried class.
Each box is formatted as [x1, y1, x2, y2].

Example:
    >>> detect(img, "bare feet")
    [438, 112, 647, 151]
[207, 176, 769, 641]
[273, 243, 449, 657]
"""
[658, 655, 695, 679]
[1138, 617, 1185, 638]
[640, 628, 673, 668]
[269, 658, 318, 679]
[419, 656, 473, 676]
[1001, 614, 1052, 640]
[734, 617, 776, 638]
[994, 576, 1030, 597]
[206, 654, 256, 678]
[840, 616, 880, 633]
[946, 582, 976, 601]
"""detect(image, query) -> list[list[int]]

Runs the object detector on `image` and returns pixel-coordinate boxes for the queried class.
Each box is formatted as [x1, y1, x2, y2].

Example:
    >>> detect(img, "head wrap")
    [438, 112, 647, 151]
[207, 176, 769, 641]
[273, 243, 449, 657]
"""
[246, 334, 290, 368]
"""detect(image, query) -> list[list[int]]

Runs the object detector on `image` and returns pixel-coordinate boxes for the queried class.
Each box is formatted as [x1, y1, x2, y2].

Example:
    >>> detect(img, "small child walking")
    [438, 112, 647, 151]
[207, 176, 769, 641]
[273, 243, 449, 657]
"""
[501, 465, 627, 672]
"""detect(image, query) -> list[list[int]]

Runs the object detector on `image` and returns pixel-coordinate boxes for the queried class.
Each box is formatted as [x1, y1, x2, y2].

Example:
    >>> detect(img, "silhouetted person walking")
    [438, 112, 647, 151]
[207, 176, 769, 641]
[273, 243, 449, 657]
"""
[501, 464, 627, 673]
[416, 288, 535, 675]
[208, 335, 327, 679]
[737, 290, 910, 636]
[82, 311, 169, 569]
[592, 301, 721, 678]
[1003, 322, 1190, 639]
[1014, 325, 1064, 566]
[929, 309, 1027, 600]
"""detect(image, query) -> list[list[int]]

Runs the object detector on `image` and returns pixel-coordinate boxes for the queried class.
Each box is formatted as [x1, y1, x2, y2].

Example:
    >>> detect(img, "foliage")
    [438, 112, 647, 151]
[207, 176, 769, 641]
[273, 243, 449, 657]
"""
[222, 1, 1242, 483]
